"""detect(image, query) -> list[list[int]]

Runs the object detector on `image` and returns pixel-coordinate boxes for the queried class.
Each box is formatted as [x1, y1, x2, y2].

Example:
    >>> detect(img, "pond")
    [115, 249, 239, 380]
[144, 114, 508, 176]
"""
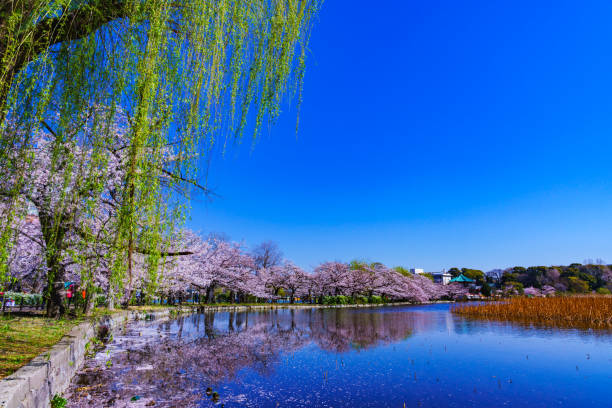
[66, 304, 612, 407]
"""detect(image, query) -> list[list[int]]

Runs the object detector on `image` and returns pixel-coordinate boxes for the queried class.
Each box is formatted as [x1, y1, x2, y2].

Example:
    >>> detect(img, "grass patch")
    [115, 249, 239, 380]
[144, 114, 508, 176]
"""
[0, 315, 81, 379]
[452, 296, 612, 329]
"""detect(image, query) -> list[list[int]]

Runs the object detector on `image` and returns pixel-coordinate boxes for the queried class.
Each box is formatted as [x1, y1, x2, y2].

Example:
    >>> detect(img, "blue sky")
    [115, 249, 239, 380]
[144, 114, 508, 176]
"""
[190, 0, 612, 272]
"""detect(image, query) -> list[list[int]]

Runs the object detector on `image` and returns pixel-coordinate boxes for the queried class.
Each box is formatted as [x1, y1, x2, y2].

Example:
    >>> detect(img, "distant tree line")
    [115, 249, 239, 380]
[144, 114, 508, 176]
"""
[447, 263, 612, 295]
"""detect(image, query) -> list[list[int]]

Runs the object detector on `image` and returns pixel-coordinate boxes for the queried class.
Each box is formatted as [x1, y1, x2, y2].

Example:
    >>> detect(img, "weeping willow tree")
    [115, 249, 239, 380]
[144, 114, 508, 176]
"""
[0, 0, 321, 316]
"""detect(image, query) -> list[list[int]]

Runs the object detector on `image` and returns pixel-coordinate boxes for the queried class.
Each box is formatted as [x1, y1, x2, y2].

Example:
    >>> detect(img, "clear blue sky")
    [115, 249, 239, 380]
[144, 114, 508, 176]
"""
[190, 0, 612, 272]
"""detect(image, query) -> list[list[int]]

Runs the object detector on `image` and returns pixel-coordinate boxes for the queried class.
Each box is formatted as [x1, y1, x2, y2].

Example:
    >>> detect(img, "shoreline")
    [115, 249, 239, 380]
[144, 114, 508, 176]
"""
[178, 300, 453, 312]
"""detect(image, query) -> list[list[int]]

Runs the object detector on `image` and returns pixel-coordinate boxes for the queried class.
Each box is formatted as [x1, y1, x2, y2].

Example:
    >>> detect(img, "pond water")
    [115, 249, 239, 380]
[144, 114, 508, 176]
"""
[66, 304, 612, 407]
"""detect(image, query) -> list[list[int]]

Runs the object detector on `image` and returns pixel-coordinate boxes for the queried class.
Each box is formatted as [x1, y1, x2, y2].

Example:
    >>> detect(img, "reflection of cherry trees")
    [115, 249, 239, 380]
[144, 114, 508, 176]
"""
[306, 308, 439, 352]
[67, 308, 425, 407]
[67, 312, 310, 407]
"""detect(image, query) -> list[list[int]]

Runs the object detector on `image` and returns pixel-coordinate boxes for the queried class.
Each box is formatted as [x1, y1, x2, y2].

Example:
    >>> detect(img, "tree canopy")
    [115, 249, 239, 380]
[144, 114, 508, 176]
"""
[0, 0, 321, 315]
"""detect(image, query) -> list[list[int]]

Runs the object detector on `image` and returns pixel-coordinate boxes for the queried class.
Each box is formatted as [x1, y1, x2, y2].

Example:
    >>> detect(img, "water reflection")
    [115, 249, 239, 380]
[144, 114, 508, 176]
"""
[66, 305, 612, 408]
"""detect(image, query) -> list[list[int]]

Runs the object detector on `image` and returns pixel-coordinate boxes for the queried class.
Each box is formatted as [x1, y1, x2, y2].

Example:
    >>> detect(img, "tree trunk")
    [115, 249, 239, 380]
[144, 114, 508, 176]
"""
[125, 215, 134, 309]
[46, 281, 66, 318]
[205, 285, 215, 304]
[45, 255, 67, 318]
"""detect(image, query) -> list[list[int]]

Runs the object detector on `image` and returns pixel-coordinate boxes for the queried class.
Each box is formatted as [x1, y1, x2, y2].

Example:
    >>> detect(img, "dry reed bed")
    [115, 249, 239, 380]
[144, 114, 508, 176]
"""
[452, 296, 612, 329]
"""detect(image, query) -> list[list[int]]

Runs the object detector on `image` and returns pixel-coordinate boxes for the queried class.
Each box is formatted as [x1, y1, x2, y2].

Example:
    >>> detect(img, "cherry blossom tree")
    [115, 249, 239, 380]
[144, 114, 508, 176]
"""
[0, 108, 205, 315]
[279, 262, 310, 303]
[0, 113, 128, 315]
[312, 262, 351, 297]
[163, 232, 270, 304]
[541, 285, 556, 296]
[4, 192, 472, 313]
[258, 266, 286, 298]
[310, 261, 454, 303]
[4, 215, 45, 292]
[524, 287, 543, 297]
[1, 0, 321, 313]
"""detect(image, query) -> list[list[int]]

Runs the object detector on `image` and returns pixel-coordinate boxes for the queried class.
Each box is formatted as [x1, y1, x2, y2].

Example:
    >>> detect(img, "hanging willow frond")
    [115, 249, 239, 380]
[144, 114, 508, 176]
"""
[0, 0, 321, 312]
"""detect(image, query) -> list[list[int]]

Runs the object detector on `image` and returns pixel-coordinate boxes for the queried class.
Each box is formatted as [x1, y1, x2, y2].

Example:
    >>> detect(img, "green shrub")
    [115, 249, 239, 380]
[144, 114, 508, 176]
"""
[321, 294, 387, 305]
[322, 296, 336, 305]
[50, 394, 67, 408]
[321, 295, 351, 305]
[567, 277, 589, 293]
[596, 287, 611, 295]
[354, 295, 368, 304]
[335, 295, 349, 305]
[94, 295, 107, 307]
[369, 295, 383, 304]
[2, 292, 43, 306]
[244, 295, 259, 303]
[30, 293, 43, 306]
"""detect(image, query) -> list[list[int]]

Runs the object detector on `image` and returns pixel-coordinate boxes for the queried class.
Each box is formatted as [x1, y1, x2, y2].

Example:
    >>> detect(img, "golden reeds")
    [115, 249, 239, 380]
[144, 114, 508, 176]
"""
[452, 296, 612, 329]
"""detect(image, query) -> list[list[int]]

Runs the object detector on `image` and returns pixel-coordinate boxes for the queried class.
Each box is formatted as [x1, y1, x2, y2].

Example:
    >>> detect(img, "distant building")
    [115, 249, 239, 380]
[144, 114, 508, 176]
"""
[410, 268, 452, 285]
[432, 272, 452, 285]
[449, 274, 474, 285]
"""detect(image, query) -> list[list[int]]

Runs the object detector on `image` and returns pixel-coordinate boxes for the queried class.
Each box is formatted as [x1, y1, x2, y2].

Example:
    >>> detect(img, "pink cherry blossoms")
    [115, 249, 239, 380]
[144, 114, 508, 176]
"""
[5, 220, 460, 304]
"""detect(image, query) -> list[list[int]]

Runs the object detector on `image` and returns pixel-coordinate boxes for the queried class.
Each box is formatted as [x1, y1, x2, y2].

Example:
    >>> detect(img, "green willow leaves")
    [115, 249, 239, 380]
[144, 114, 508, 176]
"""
[0, 0, 320, 315]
